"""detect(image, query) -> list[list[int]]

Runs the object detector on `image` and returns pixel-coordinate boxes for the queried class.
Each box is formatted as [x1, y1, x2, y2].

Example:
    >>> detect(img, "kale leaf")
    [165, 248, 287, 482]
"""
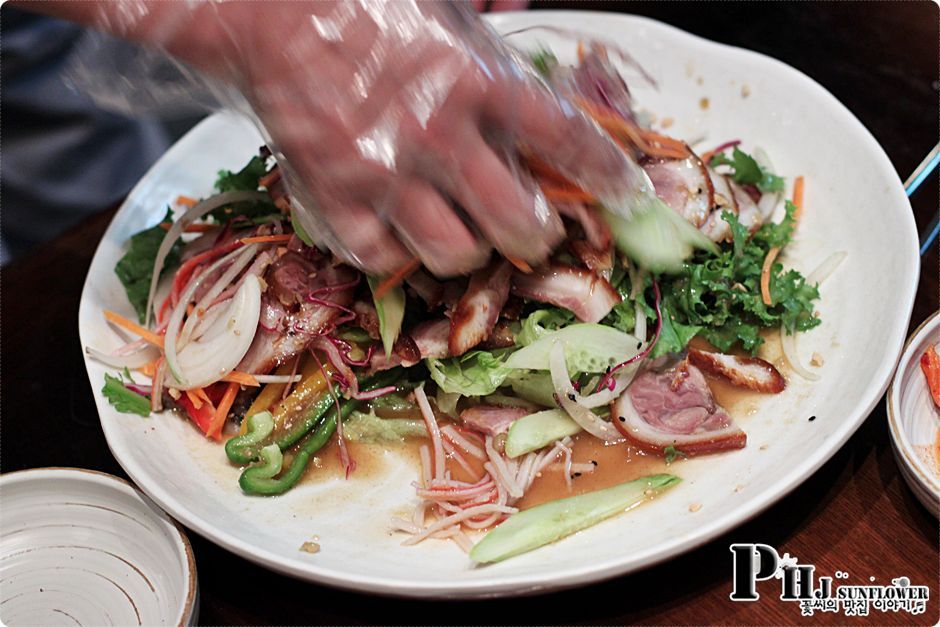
[114, 209, 181, 322]
[710, 147, 785, 194]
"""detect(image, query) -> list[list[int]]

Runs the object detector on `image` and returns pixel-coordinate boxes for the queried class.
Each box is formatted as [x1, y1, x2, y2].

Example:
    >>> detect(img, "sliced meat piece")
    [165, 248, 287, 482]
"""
[556, 202, 612, 251]
[511, 264, 620, 323]
[500, 295, 525, 321]
[727, 179, 763, 233]
[551, 45, 637, 124]
[688, 348, 785, 393]
[353, 301, 381, 340]
[406, 269, 445, 309]
[459, 405, 530, 436]
[612, 361, 746, 456]
[569, 239, 613, 274]
[449, 260, 513, 356]
[482, 320, 516, 350]
[699, 171, 736, 242]
[238, 261, 356, 374]
[267, 251, 318, 306]
[370, 319, 451, 371]
[644, 155, 713, 228]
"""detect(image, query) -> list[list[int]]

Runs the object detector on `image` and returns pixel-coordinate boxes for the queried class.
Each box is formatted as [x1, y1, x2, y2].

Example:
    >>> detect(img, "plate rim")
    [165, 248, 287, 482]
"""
[78, 10, 920, 598]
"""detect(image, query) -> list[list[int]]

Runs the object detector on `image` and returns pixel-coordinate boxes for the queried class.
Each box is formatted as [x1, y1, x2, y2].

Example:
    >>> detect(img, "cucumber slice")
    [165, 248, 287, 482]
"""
[603, 196, 718, 274]
[507, 371, 556, 408]
[505, 409, 581, 458]
[470, 474, 681, 563]
[505, 324, 641, 373]
[367, 276, 405, 357]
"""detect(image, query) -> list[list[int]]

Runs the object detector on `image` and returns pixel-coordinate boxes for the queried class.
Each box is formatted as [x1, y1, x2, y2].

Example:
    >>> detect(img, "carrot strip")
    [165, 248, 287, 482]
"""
[159, 222, 217, 233]
[541, 187, 596, 204]
[525, 154, 574, 187]
[176, 195, 199, 208]
[185, 389, 204, 410]
[760, 247, 780, 306]
[506, 256, 533, 273]
[577, 41, 585, 63]
[761, 177, 806, 306]
[373, 257, 422, 300]
[238, 234, 293, 245]
[138, 359, 159, 377]
[207, 382, 240, 439]
[104, 310, 164, 348]
[222, 371, 260, 387]
[792, 175, 805, 221]
[576, 97, 688, 160]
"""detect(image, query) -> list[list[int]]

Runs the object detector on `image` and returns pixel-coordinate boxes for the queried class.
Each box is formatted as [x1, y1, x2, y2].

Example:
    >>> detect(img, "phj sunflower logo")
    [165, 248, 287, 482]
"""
[729, 544, 930, 617]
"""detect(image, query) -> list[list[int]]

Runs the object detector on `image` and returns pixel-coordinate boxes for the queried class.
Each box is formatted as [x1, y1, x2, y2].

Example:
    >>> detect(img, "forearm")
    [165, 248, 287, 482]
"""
[14, 0, 317, 82]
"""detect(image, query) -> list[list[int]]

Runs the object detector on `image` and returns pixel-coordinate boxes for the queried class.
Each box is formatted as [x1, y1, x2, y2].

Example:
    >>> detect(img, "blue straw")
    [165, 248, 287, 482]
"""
[908, 143, 940, 255]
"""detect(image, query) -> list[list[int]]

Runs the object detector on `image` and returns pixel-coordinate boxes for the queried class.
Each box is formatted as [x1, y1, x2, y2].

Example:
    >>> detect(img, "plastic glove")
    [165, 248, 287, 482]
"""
[39, 1, 646, 277]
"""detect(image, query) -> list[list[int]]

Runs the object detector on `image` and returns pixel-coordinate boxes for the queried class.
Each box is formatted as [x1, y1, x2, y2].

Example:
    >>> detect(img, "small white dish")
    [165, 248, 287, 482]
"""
[0, 468, 198, 626]
[888, 312, 940, 516]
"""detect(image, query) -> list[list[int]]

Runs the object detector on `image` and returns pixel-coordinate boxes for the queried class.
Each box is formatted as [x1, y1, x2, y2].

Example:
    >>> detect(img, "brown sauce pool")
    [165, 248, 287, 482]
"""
[282, 332, 785, 495]
[517, 435, 669, 510]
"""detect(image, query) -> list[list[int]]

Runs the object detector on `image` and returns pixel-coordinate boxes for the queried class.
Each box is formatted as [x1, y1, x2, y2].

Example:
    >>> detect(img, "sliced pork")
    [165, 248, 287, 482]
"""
[688, 348, 785, 393]
[612, 361, 746, 455]
[459, 405, 530, 437]
[449, 260, 512, 356]
[238, 259, 356, 374]
[644, 155, 713, 228]
[370, 319, 451, 371]
[511, 264, 620, 323]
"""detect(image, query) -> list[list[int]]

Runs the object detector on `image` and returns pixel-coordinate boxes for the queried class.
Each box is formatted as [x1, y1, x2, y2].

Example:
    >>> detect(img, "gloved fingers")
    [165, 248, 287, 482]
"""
[484, 80, 640, 200]
[448, 131, 564, 264]
[384, 179, 491, 278]
[316, 198, 413, 276]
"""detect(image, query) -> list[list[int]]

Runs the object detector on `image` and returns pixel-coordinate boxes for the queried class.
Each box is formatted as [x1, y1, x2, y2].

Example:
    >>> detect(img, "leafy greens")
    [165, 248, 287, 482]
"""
[114, 209, 181, 322]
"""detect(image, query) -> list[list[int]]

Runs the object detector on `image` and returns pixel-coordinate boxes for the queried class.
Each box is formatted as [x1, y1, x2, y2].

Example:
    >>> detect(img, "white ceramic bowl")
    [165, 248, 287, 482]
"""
[888, 312, 940, 516]
[0, 468, 198, 626]
[78, 11, 919, 598]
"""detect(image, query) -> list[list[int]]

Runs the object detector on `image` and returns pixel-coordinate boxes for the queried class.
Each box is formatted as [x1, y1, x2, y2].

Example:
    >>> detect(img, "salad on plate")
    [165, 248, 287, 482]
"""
[88, 43, 844, 563]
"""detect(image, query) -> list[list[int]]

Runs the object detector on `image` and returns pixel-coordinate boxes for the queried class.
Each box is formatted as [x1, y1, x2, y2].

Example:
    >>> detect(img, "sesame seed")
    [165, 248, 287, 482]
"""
[808, 415, 816, 422]
[618, 416, 626, 422]
[567, 393, 576, 402]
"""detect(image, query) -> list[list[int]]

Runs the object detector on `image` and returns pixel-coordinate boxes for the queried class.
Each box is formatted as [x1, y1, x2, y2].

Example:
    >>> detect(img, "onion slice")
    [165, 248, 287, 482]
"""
[163, 246, 256, 387]
[86, 344, 159, 369]
[144, 190, 269, 327]
[782, 251, 847, 381]
[167, 275, 262, 390]
[549, 341, 623, 442]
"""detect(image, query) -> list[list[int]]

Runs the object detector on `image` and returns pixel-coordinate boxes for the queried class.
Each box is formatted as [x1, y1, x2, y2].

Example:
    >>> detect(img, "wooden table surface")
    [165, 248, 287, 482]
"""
[2, 2, 937, 625]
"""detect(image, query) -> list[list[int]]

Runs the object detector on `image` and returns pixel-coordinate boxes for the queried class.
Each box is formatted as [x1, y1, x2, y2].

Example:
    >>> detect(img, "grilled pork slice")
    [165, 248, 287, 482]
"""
[460, 405, 530, 436]
[511, 264, 620, 323]
[688, 348, 785, 393]
[612, 361, 746, 455]
[449, 260, 512, 356]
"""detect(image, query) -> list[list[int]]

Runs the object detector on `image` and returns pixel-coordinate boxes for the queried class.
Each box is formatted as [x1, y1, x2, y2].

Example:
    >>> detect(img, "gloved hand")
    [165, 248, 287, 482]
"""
[39, 0, 644, 277]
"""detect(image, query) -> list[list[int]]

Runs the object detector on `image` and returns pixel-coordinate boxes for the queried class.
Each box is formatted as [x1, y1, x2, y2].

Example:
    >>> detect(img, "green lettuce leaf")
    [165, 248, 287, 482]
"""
[114, 209, 181, 322]
[102, 373, 150, 417]
[517, 308, 575, 347]
[710, 147, 785, 194]
[427, 349, 513, 397]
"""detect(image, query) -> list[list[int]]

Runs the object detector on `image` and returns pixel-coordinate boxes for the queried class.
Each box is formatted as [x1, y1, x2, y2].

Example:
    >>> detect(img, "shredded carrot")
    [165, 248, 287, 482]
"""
[525, 154, 574, 187]
[373, 257, 422, 300]
[185, 389, 204, 410]
[104, 310, 164, 348]
[761, 176, 806, 306]
[222, 371, 260, 387]
[176, 195, 199, 208]
[238, 234, 293, 245]
[576, 98, 689, 160]
[577, 41, 585, 63]
[760, 247, 780, 306]
[792, 175, 805, 221]
[159, 222, 216, 233]
[541, 186, 596, 204]
[138, 359, 159, 377]
[207, 382, 240, 439]
[506, 256, 533, 273]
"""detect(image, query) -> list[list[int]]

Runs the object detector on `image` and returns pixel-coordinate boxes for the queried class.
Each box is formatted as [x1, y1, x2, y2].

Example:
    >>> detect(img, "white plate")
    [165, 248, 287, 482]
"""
[0, 468, 198, 625]
[888, 312, 940, 516]
[78, 12, 918, 598]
